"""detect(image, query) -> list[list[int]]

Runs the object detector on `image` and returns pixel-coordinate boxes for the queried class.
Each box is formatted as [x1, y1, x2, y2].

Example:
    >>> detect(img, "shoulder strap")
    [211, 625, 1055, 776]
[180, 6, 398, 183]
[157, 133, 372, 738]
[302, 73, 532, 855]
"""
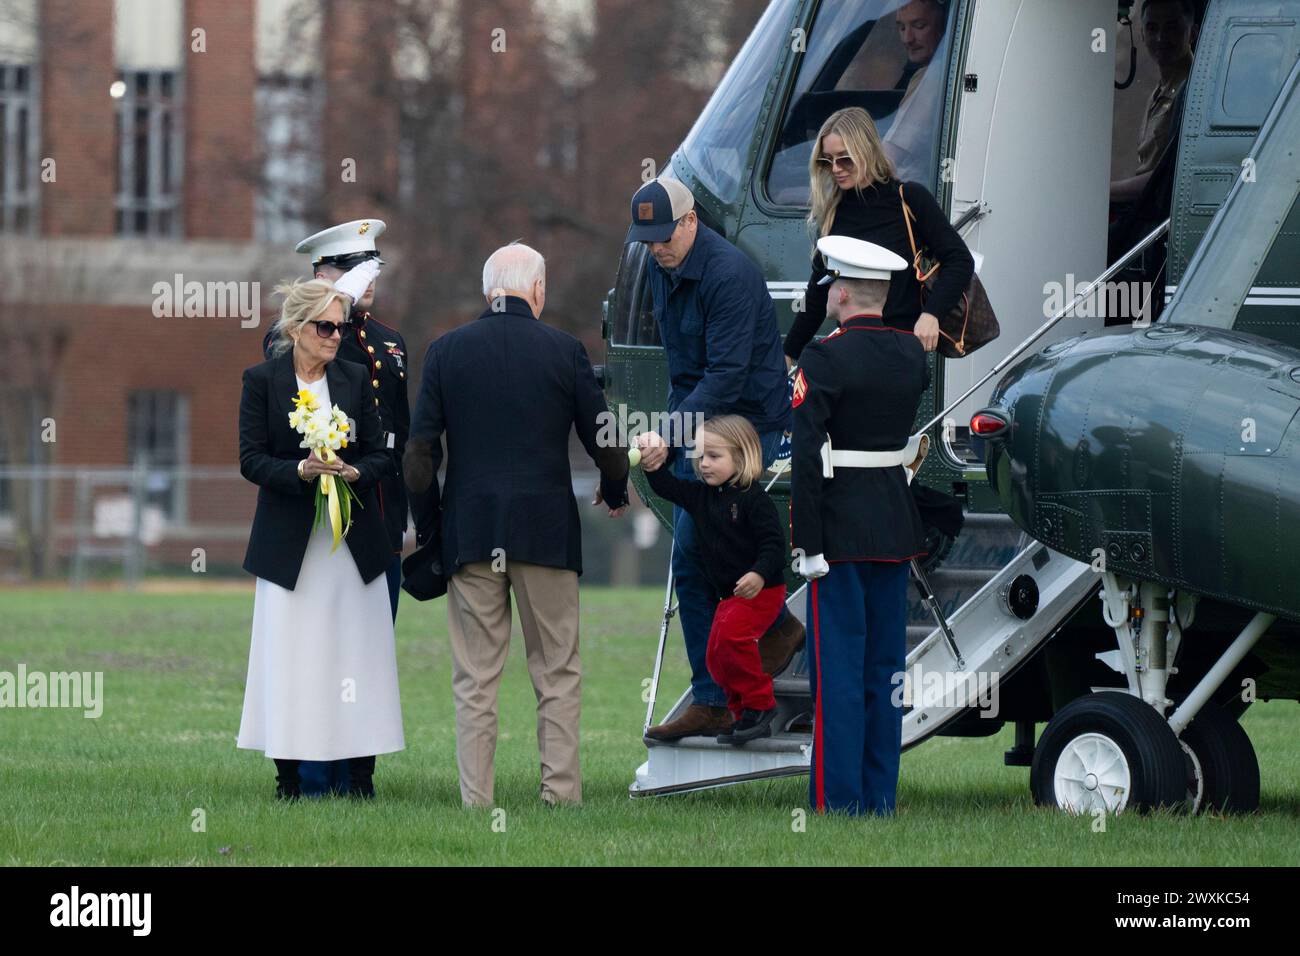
[899, 183, 939, 283]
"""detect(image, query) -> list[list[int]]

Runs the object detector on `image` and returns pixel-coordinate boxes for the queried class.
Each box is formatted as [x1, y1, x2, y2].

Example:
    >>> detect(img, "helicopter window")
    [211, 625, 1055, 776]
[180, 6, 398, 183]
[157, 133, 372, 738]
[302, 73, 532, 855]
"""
[1215, 30, 1287, 129]
[680, 0, 799, 205]
[610, 241, 661, 347]
[765, 0, 957, 207]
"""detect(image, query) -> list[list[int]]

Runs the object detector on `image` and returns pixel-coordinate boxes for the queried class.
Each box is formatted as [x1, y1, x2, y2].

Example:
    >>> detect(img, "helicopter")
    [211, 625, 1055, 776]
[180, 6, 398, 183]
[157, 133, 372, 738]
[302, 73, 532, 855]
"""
[598, 0, 1300, 814]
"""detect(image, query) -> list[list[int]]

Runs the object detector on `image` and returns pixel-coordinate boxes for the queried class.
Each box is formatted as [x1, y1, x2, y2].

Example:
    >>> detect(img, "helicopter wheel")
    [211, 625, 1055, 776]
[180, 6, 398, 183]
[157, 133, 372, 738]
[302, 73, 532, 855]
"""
[1178, 704, 1260, 815]
[1031, 692, 1187, 815]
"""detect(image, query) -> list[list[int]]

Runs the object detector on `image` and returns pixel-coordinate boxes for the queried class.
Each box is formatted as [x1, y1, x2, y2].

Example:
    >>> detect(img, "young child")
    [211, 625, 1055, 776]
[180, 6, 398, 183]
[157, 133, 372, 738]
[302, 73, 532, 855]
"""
[638, 415, 788, 745]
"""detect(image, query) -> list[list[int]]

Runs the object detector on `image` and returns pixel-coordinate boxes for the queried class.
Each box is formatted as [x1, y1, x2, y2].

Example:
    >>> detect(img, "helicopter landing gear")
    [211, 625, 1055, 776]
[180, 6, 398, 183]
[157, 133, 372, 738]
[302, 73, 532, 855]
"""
[1030, 576, 1272, 815]
[1030, 691, 1187, 814]
[1177, 704, 1261, 815]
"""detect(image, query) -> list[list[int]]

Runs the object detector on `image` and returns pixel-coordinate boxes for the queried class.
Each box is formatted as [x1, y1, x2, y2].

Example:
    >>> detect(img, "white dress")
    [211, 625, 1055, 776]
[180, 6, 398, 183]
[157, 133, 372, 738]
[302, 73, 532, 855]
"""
[236, 373, 405, 761]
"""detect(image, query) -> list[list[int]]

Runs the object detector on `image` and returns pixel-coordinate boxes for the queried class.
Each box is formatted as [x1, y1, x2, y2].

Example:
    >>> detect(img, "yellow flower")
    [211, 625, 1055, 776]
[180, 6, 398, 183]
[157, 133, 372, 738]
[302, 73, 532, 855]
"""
[291, 389, 319, 412]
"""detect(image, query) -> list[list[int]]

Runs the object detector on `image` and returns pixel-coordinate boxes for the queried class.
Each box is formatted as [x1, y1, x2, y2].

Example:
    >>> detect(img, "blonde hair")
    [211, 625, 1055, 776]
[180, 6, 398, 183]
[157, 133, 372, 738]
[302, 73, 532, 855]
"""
[696, 415, 764, 489]
[269, 278, 350, 356]
[807, 107, 897, 238]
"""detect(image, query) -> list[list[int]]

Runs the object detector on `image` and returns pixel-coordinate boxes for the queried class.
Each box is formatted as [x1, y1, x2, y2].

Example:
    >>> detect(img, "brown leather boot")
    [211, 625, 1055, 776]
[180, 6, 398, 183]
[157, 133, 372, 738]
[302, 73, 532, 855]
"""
[645, 704, 734, 742]
[758, 613, 806, 675]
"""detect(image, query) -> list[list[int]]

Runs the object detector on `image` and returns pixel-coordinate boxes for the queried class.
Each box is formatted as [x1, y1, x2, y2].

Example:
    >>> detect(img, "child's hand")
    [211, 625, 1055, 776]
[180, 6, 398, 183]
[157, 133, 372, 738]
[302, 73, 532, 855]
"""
[734, 572, 764, 599]
[637, 432, 668, 472]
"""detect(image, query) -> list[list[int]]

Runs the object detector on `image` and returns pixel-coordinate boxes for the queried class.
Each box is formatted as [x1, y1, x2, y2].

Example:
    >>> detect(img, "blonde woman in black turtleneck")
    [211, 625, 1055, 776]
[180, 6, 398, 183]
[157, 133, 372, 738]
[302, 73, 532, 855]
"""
[783, 107, 974, 365]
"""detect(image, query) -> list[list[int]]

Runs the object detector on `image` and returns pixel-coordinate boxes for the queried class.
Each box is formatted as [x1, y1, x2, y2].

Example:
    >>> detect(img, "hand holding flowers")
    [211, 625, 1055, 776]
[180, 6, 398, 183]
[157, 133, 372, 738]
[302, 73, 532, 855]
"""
[290, 388, 363, 551]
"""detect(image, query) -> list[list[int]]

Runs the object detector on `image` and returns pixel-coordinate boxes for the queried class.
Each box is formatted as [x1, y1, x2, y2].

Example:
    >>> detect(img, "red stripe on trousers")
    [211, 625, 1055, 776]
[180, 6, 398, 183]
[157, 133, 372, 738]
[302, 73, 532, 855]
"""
[812, 577, 825, 813]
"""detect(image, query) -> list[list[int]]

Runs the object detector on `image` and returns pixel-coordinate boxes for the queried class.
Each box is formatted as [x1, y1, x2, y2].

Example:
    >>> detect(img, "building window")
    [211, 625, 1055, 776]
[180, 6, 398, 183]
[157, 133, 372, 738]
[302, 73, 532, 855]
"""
[127, 390, 189, 520]
[0, 63, 39, 234]
[256, 74, 322, 244]
[114, 69, 183, 236]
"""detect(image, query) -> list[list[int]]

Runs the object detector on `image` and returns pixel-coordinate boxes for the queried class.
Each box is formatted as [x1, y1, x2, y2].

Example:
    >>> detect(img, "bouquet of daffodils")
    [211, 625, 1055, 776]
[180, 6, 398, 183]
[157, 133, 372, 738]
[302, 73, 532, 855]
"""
[289, 388, 362, 552]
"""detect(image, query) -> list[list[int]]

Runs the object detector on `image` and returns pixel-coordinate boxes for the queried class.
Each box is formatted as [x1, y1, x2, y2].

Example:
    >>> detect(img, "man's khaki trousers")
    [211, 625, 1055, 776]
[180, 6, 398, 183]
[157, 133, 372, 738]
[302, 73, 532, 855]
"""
[446, 559, 582, 806]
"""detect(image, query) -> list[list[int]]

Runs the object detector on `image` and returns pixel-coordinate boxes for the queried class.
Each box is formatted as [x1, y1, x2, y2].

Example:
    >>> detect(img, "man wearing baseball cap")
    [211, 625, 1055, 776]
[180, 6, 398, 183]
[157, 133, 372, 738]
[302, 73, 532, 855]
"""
[627, 176, 803, 743]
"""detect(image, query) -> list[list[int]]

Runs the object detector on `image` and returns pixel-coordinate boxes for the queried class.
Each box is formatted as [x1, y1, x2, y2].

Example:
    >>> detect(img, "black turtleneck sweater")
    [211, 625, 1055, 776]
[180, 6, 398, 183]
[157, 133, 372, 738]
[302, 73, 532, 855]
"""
[784, 179, 975, 360]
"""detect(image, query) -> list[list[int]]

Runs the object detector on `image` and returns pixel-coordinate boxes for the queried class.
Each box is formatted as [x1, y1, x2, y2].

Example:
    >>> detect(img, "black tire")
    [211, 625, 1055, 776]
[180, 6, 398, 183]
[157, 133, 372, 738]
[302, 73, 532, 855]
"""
[1031, 691, 1187, 814]
[1179, 704, 1260, 815]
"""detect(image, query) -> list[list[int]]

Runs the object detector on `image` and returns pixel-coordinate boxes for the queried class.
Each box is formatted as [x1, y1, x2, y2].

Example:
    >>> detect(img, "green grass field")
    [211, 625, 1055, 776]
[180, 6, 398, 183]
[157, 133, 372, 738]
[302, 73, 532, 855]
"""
[1, 587, 1297, 866]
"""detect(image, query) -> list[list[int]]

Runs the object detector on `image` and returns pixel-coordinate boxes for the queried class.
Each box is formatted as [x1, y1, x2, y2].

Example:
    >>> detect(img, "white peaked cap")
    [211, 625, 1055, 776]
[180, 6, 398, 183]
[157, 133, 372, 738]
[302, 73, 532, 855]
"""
[816, 235, 908, 285]
[295, 219, 387, 261]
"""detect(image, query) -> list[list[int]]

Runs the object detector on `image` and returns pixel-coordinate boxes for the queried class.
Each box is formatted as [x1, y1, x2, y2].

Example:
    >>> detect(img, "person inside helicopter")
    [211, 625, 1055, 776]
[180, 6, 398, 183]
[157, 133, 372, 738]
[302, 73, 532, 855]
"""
[766, 0, 956, 205]
[1107, 0, 1200, 325]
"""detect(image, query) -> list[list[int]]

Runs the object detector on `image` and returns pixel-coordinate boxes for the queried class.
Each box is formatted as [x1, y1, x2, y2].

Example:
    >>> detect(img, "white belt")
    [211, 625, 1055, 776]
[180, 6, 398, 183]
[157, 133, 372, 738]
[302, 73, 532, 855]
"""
[820, 434, 924, 481]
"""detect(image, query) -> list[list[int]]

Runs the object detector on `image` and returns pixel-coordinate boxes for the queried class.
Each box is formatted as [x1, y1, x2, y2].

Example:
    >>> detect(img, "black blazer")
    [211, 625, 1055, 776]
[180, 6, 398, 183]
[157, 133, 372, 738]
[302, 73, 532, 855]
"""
[239, 351, 396, 590]
[404, 296, 629, 579]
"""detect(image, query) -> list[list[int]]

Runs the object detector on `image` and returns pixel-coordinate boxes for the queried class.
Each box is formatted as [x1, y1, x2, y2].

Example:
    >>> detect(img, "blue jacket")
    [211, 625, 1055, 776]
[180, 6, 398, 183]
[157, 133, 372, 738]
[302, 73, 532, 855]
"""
[647, 224, 791, 441]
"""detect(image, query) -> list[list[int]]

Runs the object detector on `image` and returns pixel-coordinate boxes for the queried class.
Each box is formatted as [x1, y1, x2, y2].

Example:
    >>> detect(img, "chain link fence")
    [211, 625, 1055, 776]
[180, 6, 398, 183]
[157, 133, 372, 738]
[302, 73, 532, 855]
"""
[0, 465, 670, 588]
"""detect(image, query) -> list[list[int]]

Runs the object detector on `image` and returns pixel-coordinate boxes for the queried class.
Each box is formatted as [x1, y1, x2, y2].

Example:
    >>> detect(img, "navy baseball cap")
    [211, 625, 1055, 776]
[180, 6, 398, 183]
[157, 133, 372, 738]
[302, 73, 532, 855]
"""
[625, 178, 696, 244]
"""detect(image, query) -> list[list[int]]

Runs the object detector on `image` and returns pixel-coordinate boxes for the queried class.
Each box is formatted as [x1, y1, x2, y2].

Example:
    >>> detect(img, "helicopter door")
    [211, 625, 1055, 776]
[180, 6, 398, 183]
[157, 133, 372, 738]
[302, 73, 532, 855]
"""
[940, 0, 1115, 453]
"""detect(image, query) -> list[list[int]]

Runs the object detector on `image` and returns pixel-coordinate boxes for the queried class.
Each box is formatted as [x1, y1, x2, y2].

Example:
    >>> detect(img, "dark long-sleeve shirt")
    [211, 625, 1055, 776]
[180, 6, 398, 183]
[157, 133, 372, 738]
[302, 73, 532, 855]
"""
[784, 179, 975, 360]
[645, 463, 786, 599]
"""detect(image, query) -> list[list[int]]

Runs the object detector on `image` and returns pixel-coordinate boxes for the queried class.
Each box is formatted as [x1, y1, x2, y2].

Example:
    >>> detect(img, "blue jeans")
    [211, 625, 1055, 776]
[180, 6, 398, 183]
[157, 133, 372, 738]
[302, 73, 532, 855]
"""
[672, 428, 789, 708]
[300, 553, 401, 797]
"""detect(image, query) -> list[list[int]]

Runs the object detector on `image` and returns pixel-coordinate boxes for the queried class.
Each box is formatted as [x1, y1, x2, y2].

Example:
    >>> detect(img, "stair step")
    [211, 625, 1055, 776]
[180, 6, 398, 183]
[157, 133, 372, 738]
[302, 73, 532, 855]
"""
[644, 732, 810, 755]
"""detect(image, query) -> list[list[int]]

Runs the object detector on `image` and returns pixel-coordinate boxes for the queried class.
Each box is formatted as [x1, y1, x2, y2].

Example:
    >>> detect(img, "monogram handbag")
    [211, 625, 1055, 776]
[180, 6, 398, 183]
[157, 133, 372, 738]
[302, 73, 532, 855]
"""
[899, 184, 1000, 358]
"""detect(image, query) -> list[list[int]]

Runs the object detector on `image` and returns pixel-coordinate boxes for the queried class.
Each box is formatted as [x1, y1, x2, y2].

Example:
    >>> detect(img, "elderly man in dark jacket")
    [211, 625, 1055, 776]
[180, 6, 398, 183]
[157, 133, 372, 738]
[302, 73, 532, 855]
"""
[404, 242, 628, 807]
[627, 177, 803, 742]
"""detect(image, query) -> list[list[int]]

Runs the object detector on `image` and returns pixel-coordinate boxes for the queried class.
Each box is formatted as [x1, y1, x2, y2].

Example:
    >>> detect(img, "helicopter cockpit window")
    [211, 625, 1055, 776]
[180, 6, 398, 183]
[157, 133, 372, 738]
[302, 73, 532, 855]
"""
[765, 0, 956, 207]
[680, 0, 798, 205]
[610, 241, 660, 347]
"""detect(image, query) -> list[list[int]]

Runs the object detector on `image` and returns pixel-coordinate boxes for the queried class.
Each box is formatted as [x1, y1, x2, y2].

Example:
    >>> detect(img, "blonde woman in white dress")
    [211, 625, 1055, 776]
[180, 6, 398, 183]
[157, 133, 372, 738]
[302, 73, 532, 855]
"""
[236, 275, 404, 799]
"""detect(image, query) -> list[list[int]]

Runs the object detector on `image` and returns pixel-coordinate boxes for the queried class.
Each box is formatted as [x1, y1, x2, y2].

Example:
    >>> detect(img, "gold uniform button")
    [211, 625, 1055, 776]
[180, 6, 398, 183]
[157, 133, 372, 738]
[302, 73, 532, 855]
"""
[359, 330, 367, 340]
[372, 379, 380, 389]
[367, 345, 375, 354]
[374, 397, 379, 406]
[399, 371, 405, 379]
[374, 360, 382, 369]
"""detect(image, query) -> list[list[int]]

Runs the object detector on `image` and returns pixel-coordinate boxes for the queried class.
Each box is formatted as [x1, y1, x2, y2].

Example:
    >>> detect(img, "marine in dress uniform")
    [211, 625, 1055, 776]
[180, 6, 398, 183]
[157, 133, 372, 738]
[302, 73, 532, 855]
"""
[790, 237, 930, 816]
[261, 218, 410, 798]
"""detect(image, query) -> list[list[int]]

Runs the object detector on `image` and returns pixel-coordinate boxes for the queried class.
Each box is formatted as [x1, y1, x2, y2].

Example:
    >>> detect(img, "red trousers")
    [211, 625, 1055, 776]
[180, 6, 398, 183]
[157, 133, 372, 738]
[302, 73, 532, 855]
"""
[706, 584, 786, 718]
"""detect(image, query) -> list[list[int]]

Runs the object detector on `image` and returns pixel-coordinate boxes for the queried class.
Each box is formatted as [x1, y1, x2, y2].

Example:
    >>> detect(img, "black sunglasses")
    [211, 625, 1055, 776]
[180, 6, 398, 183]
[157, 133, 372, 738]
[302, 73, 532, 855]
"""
[308, 319, 351, 338]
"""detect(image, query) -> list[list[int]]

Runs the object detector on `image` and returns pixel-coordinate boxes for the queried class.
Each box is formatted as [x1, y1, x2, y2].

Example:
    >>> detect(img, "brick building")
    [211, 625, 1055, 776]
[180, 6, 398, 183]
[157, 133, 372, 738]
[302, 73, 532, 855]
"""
[0, 0, 405, 575]
[0, 0, 753, 581]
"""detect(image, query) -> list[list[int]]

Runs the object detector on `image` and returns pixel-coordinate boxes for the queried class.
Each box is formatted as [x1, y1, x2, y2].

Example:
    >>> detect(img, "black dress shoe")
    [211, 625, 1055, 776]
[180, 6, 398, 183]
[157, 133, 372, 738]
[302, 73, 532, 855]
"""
[348, 755, 377, 800]
[723, 708, 777, 746]
[273, 758, 301, 801]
